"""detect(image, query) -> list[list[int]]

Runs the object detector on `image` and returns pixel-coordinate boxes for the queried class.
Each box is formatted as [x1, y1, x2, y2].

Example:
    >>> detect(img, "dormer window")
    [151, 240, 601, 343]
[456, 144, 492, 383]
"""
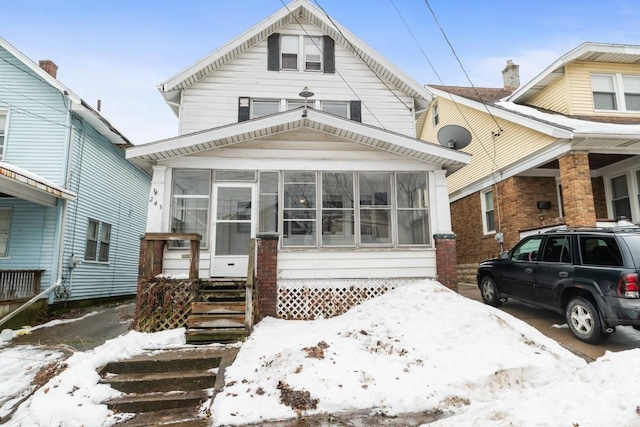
[268, 33, 335, 74]
[591, 73, 640, 112]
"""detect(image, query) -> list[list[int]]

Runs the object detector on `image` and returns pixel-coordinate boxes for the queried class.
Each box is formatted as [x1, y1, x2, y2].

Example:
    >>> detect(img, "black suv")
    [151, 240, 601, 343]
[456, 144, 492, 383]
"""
[477, 227, 640, 343]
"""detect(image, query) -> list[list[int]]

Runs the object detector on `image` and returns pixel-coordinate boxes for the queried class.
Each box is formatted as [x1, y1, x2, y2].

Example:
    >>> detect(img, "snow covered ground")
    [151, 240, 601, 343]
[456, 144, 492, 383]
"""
[1, 280, 639, 426]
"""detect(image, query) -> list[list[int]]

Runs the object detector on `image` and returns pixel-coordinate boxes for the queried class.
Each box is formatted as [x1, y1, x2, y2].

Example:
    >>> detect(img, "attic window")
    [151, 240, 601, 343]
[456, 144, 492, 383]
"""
[304, 36, 323, 71]
[281, 35, 298, 70]
[268, 33, 335, 74]
[591, 73, 640, 112]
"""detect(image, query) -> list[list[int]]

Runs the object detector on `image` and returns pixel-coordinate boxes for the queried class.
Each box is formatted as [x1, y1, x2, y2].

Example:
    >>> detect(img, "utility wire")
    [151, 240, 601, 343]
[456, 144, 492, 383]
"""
[278, 0, 386, 128]
[422, 0, 503, 133]
[311, 0, 415, 112]
[0, 83, 69, 115]
[390, 0, 499, 170]
[0, 97, 70, 129]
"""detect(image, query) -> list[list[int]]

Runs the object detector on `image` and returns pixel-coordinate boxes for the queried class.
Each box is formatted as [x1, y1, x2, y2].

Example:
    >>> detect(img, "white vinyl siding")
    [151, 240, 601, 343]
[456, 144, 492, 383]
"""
[180, 21, 414, 136]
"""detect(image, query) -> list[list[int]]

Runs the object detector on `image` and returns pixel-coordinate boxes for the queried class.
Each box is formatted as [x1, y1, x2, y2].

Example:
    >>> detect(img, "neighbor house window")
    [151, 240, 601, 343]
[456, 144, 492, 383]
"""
[0, 208, 12, 256]
[611, 174, 631, 220]
[433, 103, 439, 126]
[0, 112, 6, 160]
[396, 172, 429, 245]
[171, 170, 211, 248]
[592, 73, 640, 111]
[482, 189, 495, 234]
[85, 219, 111, 261]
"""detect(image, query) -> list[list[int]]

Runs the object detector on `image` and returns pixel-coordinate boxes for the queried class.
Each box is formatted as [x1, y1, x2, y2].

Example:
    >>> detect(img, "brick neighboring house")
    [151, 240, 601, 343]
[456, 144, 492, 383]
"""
[419, 43, 640, 282]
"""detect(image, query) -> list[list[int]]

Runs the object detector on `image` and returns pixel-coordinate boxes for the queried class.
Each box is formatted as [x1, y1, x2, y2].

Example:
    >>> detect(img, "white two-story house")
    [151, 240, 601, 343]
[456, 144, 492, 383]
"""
[126, 0, 469, 320]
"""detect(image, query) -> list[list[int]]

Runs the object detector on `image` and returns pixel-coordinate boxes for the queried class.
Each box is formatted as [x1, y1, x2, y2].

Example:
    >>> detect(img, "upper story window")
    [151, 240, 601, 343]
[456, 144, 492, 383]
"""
[252, 99, 280, 118]
[268, 33, 335, 74]
[591, 73, 640, 112]
[239, 97, 361, 122]
[432, 103, 439, 126]
[0, 111, 7, 160]
[321, 101, 349, 119]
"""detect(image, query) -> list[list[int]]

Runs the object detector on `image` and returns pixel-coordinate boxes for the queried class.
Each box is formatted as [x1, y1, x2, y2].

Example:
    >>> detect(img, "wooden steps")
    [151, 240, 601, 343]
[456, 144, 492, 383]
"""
[185, 280, 250, 344]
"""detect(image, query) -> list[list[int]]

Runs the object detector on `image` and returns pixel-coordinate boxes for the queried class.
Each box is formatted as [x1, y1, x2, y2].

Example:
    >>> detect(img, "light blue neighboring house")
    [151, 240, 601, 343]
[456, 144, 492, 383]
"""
[0, 37, 150, 326]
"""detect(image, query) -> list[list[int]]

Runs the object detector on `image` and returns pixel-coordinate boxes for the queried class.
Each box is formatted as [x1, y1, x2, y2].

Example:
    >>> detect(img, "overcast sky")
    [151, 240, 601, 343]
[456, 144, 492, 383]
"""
[2, 0, 640, 145]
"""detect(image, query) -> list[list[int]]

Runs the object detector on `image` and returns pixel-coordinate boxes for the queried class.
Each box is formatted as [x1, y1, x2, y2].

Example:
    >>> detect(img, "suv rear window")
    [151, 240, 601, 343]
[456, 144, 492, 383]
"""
[579, 236, 623, 266]
[619, 234, 640, 267]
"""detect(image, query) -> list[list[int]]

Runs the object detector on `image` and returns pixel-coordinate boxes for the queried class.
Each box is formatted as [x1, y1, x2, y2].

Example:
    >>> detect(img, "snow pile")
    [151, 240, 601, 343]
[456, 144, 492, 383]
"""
[212, 280, 585, 426]
[8, 328, 186, 427]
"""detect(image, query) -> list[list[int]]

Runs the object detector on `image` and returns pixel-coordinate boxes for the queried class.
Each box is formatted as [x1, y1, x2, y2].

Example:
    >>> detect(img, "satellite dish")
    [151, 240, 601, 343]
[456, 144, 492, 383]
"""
[437, 125, 472, 150]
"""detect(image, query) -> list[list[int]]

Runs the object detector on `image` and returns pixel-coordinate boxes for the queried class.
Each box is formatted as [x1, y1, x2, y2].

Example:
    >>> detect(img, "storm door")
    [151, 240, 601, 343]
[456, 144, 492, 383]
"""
[210, 183, 255, 277]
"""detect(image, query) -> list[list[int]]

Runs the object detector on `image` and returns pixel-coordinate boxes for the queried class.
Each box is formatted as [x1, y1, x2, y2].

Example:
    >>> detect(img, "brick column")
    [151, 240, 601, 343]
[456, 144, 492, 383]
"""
[255, 233, 279, 322]
[434, 233, 458, 292]
[559, 151, 596, 227]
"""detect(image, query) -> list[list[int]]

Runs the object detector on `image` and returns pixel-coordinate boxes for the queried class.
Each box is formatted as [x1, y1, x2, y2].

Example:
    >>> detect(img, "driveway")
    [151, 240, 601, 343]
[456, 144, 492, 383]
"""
[458, 282, 640, 361]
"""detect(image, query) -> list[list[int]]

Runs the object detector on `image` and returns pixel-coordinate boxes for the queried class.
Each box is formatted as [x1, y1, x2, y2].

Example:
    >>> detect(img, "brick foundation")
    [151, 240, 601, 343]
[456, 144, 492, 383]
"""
[255, 233, 279, 322]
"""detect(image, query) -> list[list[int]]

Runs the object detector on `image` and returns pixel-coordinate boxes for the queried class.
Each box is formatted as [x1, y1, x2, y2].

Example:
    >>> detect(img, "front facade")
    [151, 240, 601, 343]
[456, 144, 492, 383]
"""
[0, 37, 150, 324]
[127, 0, 469, 319]
[420, 43, 640, 281]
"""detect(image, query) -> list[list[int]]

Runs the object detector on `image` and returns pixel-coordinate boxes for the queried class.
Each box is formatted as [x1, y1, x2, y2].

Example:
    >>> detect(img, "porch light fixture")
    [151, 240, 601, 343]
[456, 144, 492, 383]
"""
[299, 86, 314, 118]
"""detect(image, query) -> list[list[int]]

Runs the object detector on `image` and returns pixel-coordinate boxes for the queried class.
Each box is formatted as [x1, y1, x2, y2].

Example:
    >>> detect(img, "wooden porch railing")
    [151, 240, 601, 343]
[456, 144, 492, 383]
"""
[0, 270, 44, 302]
[143, 232, 201, 279]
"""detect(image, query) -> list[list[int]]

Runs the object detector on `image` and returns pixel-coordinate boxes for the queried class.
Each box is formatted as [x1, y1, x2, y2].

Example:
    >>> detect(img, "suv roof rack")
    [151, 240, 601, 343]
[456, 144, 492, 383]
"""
[544, 226, 640, 234]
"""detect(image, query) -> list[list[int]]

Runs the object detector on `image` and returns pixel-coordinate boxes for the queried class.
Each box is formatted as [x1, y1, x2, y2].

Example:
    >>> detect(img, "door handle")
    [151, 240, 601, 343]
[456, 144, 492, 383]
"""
[559, 271, 568, 278]
[525, 268, 533, 273]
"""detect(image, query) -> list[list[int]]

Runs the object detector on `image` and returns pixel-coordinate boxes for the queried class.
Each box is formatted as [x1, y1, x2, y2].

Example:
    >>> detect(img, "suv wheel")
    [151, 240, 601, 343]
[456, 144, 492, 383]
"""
[566, 296, 607, 344]
[480, 276, 502, 307]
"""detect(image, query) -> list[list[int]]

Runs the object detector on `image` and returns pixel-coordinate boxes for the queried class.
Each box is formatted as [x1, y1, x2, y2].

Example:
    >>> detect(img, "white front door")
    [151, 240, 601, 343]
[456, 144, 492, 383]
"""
[210, 183, 256, 277]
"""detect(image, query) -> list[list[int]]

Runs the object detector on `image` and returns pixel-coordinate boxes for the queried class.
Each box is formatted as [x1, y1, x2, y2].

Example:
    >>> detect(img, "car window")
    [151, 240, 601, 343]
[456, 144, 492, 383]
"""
[541, 236, 571, 263]
[580, 236, 623, 266]
[620, 234, 640, 267]
[511, 236, 543, 262]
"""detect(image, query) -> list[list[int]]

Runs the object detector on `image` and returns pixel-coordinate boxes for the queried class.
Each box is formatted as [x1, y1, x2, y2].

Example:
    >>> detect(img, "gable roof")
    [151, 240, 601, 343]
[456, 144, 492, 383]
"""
[507, 42, 640, 104]
[0, 36, 132, 149]
[158, 0, 432, 107]
[126, 108, 470, 175]
[428, 85, 512, 103]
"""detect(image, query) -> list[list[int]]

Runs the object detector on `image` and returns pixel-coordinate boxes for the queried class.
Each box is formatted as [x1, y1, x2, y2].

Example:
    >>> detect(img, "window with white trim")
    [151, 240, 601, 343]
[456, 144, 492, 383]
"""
[252, 99, 280, 118]
[482, 189, 495, 234]
[396, 172, 429, 245]
[321, 101, 349, 119]
[591, 73, 640, 112]
[432, 103, 439, 126]
[611, 174, 632, 219]
[0, 112, 6, 160]
[84, 219, 111, 261]
[171, 170, 211, 248]
[280, 35, 299, 70]
[304, 36, 323, 71]
[0, 208, 11, 256]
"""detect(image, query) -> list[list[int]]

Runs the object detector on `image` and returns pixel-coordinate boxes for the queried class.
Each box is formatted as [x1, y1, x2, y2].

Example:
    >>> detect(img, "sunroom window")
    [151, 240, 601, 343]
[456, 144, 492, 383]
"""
[283, 171, 317, 247]
[171, 170, 211, 248]
[396, 172, 429, 245]
[322, 172, 354, 246]
[359, 172, 392, 245]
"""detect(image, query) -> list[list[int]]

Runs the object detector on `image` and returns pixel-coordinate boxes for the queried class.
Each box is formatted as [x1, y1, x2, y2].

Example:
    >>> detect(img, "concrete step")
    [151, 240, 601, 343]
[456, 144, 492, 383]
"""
[116, 408, 209, 426]
[186, 328, 247, 344]
[100, 349, 223, 375]
[191, 302, 245, 315]
[102, 370, 216, 394]
[187, 315, 245, 329]
[105, 390, 207, 413]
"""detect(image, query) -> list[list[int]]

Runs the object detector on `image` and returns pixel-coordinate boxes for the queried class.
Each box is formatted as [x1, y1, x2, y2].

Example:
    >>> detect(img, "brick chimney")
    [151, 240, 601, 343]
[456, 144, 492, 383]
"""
[502, 59, 520, 92]
[39, 60, 58, 79]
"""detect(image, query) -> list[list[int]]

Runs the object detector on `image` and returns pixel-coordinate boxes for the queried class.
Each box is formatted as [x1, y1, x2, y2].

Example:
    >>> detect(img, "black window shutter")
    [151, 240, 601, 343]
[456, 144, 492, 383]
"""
[268, 33, 280, 71]
[323, 36, 335, 74]
[238, 97, 251, 122]
[350, 100, 362, 122]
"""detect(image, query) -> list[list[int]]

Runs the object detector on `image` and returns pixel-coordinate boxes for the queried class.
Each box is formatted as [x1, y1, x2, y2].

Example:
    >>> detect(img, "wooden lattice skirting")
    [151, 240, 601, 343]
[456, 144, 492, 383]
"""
[135, 279, 199, 332]
[277, 278, 423, 320]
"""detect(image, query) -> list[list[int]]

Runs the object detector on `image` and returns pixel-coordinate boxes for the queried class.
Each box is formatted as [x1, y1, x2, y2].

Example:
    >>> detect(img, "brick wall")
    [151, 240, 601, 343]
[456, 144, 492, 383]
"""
[434, 234, 458, 291]
[255, 234, 279, 322]
[453, 176, 562, 265]
[591, 177, 608, 218]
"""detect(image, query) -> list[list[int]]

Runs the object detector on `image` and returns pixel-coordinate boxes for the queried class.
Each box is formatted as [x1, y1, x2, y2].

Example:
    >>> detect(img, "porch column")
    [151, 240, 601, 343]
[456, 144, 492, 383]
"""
[431, 169, 454, 235]
[434, 233, 458, 292]
[558, 151, 596, 227]
[255, 233, 279, 322]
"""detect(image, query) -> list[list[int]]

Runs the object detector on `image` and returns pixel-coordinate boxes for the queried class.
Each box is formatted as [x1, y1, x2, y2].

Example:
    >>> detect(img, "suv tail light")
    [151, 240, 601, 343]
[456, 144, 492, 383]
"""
[618, 273, 640, 298]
